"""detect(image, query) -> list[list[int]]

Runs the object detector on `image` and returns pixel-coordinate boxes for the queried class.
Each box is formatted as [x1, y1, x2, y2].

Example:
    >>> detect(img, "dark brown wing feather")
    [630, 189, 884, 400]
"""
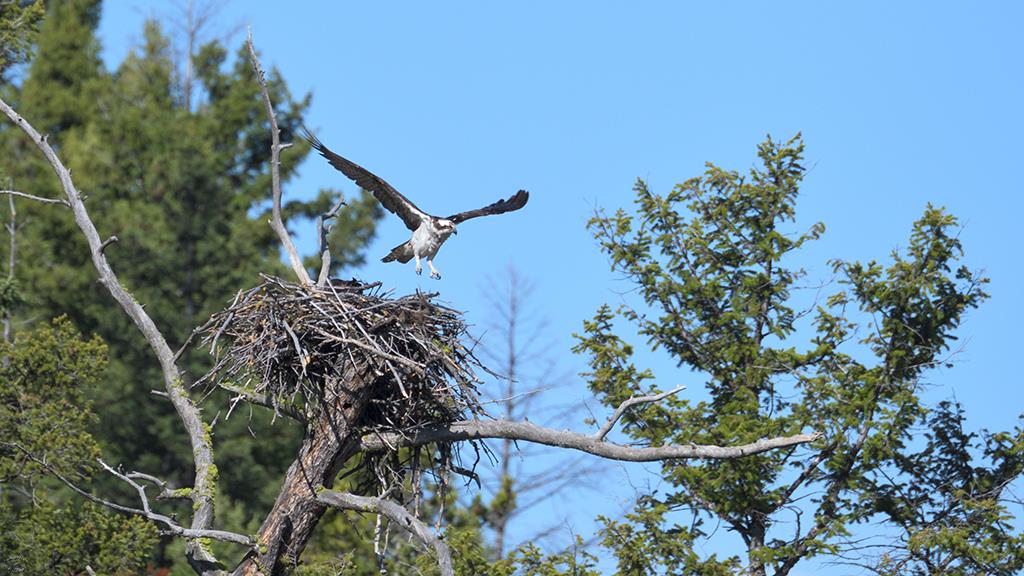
[447, 190, 529, 224]
[301, 128, 427, 231]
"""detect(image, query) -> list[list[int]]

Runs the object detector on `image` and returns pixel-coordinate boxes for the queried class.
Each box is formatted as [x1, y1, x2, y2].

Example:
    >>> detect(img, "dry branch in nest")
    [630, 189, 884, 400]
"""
[199, 275, 487, 436]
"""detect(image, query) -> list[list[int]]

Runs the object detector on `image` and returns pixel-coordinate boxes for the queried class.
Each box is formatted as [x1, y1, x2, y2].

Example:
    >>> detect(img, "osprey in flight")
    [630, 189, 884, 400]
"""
[302, 129, 529, 279]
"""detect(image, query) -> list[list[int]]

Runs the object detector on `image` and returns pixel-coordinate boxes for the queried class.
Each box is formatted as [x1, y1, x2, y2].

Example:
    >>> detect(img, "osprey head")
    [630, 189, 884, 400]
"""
[437, 218, 457, 236]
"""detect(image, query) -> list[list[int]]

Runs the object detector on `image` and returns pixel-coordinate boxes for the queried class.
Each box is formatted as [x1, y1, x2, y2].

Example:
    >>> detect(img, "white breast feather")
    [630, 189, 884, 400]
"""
[411, 222, 452, 259]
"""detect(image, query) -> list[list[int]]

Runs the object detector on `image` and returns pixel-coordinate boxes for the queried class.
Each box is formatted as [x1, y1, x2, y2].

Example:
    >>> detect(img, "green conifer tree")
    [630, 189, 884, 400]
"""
[574, 135, 1012, 575]
[0, 0, 44, 80]
[18, 0, 102, 136]
[0, 5, 383, 572]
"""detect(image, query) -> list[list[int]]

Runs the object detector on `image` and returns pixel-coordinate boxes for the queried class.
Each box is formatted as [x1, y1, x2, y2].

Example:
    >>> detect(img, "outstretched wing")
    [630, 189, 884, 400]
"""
[447, 190, 529, 224]
[302, 128, 427, 231]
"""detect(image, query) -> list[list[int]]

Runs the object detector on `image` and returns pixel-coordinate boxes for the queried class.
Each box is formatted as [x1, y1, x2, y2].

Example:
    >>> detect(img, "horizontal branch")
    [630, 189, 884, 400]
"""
[318, 490, 453, 576]
[360, 419, 821, 461]
[0, 189, 69, 206]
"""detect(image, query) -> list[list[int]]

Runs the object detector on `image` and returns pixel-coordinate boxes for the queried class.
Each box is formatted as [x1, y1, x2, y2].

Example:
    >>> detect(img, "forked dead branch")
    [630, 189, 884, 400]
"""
[0, 30, 821, 576]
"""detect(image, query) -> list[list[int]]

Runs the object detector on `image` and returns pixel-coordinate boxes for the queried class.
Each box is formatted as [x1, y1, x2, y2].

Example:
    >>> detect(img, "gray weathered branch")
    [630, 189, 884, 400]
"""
[126, 470, 192, 501]
[594, 384, 687, 441]
[246, 29, 311, 286]
[97, 459, 254, 545]
[318, 490, 453, 576]
[316, 196, 345, 287]
[13, 447, 251, 547]
[361, 419, 820, 461]
[0, 96, 224, 575]
[99, 235, 119, 253]
[0, 189, 69, 206]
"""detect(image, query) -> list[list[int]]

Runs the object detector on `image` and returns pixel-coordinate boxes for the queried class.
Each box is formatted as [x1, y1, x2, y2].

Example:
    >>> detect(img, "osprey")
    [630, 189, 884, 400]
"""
[302, 129, 529, 279]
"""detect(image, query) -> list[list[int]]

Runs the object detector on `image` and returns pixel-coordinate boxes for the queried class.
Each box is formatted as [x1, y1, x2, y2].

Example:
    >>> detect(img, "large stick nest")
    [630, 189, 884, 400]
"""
[198, 275, 486, 432]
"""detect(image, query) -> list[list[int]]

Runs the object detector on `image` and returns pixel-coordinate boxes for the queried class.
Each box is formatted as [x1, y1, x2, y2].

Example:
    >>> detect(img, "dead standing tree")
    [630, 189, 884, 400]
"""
[477, 266, 608, 556]
[0, 33, 821, 576]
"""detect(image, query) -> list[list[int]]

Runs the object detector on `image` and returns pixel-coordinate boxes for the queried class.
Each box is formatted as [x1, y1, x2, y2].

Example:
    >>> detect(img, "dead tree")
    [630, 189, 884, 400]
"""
[0, 32, 821, 576]
[478, 265, 607, 556]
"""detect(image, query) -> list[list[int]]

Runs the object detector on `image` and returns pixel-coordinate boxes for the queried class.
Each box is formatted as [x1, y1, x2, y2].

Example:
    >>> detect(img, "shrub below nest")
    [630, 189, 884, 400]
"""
[198, 275, 486, 433]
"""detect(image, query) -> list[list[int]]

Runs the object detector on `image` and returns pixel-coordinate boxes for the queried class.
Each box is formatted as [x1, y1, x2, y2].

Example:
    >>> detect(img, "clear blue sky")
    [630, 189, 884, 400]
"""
[98, 2, 1023, 572]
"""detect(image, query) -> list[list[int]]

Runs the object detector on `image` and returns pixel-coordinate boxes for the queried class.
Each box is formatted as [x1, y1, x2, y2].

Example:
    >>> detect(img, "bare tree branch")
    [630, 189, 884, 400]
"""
[171, 0, 233, 113]
[0, 96, 224, 575]
[318, 490, 453, 576]
[126, 470, 191, 500]
[316, 196, 345, 287]
[245, 29, 311, 286]
[361, 419, 820, 461]
[13, 446, 251, 547]
[99, 235, 119, 253]
[594, 384, 687, 441]
[97, 459, 254, 546]
[0, 189, 68, 206]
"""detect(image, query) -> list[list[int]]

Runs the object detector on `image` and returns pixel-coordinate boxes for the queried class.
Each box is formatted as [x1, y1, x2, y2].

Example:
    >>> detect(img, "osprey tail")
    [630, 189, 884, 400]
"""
[382, 240, 414, 264]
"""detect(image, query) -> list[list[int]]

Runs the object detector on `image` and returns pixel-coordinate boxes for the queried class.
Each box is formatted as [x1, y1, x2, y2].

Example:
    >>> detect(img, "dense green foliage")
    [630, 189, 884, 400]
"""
[0, 0, 381, 572]
[0, 0, 44, 80]
[0, 500, 157, 575]
[574, 134, 1020, 575]
[867, 400, 1024, 575]
[0, 317, 159, 575]
[0, 317, 105, 487]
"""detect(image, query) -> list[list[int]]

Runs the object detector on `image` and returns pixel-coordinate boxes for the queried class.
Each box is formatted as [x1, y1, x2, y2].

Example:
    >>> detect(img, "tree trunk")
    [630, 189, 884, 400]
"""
[747, 521, 767, 576]
[233, 360, 376, 575]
